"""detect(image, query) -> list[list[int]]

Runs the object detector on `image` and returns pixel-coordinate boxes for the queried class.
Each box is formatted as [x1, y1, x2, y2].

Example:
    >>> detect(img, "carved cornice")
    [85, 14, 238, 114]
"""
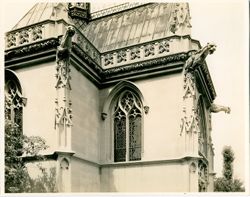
[102, 52, 189, 79]
[71, 44, 103, 76]
[5, 38, 59, 61]
[4, 37, 216, 101]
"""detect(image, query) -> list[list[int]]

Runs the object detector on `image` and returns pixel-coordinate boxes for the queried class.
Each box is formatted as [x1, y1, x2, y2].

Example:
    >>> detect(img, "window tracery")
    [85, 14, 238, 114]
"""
[5, 77, 24, 128]
[113, 90, 142, 162]
[198, 160, 208, 192]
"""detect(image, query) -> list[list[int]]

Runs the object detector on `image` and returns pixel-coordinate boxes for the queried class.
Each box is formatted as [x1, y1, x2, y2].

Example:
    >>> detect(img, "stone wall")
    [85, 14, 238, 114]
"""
[15, 62, 57, 152]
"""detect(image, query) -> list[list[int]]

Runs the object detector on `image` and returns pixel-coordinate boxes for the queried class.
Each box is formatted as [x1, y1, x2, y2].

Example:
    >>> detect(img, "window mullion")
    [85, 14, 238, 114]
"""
[126, 114, 129, 161]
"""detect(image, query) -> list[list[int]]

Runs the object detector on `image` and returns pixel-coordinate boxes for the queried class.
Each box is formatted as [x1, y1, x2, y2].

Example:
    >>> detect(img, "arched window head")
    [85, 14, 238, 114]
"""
[5, 70, 24, 128]
[113, 90, 142, 162]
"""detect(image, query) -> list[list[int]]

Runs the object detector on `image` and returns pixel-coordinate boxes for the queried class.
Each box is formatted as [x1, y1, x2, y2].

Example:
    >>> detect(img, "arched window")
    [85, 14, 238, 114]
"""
[5, 71, 24, 129]
[198, 159, 208, 192]
[113, 90, 142, 162]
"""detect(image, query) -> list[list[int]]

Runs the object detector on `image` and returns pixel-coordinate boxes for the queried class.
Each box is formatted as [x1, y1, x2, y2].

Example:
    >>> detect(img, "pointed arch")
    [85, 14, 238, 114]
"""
[102, 80, 148, 118]
[5, 69, 25, 127]
[5, 69, 23, 94]
[102, 80, 146, 162]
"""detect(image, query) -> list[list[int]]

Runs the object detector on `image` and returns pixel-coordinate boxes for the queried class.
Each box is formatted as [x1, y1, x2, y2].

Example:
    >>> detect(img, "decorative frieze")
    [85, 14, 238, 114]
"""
[6, 24, 44, 49]
[104, 54, 114, 66]
[32, 26, 43, 41]
[102, 38, 171, 68]
[103, 52, 187, 79]
[19, 30, 29, 45]
[117, 50, 127, 63]
[7, 33, 17, 48]
[144, 44, 155, 57]
[159, 40, 170, 54]
[130, 47, 140, 60]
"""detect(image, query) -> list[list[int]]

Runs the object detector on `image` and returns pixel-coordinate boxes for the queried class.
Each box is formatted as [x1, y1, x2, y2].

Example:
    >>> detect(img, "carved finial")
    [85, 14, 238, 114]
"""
[68, 3, 90, 23]
[210, 103, 231, 114]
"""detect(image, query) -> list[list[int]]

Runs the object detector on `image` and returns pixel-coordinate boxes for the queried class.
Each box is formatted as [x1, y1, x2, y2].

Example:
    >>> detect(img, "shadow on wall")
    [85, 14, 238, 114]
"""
[100, 166, 117, 192]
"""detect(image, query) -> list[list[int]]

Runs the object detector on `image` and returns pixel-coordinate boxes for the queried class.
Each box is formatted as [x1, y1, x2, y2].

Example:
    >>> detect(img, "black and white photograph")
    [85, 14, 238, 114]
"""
[2, 0, 249, 194]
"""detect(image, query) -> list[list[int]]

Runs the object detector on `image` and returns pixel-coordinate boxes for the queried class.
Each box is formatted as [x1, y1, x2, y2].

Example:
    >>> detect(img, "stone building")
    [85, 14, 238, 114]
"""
[4, 2, 229, 192]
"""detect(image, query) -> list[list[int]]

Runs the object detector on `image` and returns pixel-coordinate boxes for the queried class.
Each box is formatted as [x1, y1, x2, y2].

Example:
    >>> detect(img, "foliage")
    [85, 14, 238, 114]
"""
[222, 146, 234, 181]
[214, 146, 245, 192]
[5, 120, 56, 193]
[23, 166, 57, 193]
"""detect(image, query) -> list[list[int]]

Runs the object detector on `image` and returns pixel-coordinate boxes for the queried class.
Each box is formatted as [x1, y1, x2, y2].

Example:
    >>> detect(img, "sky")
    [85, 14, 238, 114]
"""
[1, 0, 249, 190]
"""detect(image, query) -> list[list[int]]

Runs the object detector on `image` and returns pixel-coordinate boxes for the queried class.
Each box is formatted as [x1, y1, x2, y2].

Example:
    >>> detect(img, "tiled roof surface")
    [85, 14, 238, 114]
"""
[84, 3, 191, 52]
[11, 3, 191, 52]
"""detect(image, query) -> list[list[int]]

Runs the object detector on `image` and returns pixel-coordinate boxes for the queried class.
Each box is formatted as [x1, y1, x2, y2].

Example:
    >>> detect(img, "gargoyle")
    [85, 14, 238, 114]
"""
[210, 103, 231, 114]
[57, 26, 75, 60]
[184, 43, 216, 73]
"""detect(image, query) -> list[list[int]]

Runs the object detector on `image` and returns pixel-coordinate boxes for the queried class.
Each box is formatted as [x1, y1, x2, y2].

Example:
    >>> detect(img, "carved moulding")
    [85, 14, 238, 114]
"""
[55, 58, 71, 89]
[5, 38, 59, 61]
[71, 44, 103, 76]
[6, 25, 44, 49]
[55, 104, 73, 127]
[102, 52, 188, 79]
[180, 72, 199, 136]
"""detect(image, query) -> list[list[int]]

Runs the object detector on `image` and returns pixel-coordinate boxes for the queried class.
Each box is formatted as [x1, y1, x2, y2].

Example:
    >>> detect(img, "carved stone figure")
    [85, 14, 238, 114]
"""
[56, 26, 75, 88]
[210, 103, 231, 114]
[57, 26, 75, 60]
[184, 43, 216, 73]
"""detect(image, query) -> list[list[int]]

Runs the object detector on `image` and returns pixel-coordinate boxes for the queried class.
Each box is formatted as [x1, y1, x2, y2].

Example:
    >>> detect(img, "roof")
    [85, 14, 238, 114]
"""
[11, 2, 191, 53]
[12, 3, 68, 30]
[84, 3, 191, 52]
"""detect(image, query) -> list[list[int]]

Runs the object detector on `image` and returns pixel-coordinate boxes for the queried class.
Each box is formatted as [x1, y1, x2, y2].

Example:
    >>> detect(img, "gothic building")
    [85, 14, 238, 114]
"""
[4, 2, 229, 192]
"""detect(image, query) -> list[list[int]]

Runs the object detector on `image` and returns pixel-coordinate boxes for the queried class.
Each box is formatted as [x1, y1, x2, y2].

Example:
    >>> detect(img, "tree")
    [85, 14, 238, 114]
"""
[214, 146, 245, 192]
[5, 120, 56, 193]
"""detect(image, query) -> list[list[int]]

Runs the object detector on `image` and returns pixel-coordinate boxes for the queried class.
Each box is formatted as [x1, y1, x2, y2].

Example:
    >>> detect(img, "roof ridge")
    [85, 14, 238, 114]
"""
[91, 2, 148, 20]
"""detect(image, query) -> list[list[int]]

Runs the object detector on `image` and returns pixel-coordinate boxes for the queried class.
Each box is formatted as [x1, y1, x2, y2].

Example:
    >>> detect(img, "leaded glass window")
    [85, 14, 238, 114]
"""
[5, 77, 23, 129]
[113, 90, 142, 162]
[198, 160, 208, 192]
